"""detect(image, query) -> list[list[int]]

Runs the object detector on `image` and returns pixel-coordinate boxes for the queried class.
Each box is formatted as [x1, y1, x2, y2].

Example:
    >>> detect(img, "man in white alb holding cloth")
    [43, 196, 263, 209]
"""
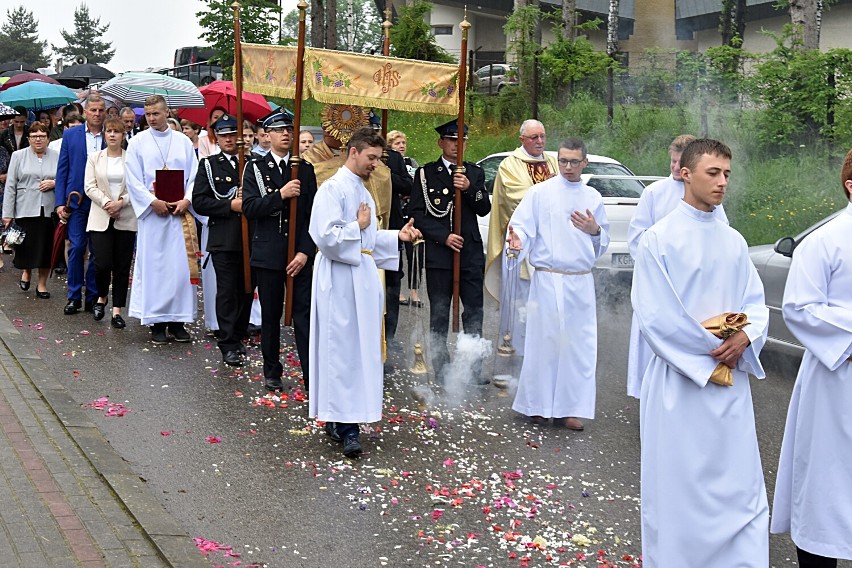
[771, 150, 852, 568]
[485, 119, 558, 356]
[506, 137, 609, 431]
[631, 139, 769, 567]
[626, 134, 729, 399]
[125, 95, 199, 344]
[308, 128, 420, 459]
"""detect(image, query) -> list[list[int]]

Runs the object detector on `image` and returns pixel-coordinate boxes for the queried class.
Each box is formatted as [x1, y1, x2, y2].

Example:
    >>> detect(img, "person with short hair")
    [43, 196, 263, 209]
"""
[55, 94, 106, 315]
[242, 110, 317, 389]
[180, 119, 201, 155]
[192, 114, 254, 366]
[253, 124, 271, 156]
[125, 95, 199, 344]
[84, 117, 137, 328]
[298, 129, 314, 154]
[119, 107, 138, 144]
[631, 139, 769, 566]
[0, 107, 29, 155]
[2, 122, 58, 298]
[308, 127, 421, 458]
[409, 120, 491, 384]
[485, 119, 558, 357]
[48, 113, 83, 153]
[625, 134, 729, 399]
[387, 129, 422, 307]
[506, 137, 609, 430]
[770, 149, 852, 568]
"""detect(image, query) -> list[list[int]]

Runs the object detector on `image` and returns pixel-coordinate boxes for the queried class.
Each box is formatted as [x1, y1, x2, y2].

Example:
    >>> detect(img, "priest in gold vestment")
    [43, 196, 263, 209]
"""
[484, 120, 558, 356]
[302, 105, 392, 230]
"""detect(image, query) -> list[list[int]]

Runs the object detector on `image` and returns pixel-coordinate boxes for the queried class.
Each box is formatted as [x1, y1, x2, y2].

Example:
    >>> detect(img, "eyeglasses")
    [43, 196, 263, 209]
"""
[28, 134, 48, 140]
[558, 159, 584, 167]
[268, 127, 292, 133]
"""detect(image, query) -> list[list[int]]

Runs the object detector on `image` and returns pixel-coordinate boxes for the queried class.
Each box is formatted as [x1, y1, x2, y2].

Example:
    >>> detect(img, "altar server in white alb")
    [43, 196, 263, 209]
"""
[771, 150, 852, 568]
[308, 128, 421, 459]
[125, 95, 199, 344]
[631, 139, 769, 567]
[625, 134, 729, 399]
[506, 137, 609, 432]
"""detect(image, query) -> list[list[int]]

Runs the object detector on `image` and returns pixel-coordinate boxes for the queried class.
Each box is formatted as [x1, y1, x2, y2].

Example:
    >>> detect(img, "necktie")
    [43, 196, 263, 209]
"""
[231, 156, 239, 171]
[449, 164, 457, 174]
[280, 159, 288, 177]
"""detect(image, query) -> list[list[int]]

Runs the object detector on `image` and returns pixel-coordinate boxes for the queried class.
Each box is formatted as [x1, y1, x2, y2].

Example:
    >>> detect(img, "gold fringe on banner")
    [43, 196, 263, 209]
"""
[239, 44, 460, 115]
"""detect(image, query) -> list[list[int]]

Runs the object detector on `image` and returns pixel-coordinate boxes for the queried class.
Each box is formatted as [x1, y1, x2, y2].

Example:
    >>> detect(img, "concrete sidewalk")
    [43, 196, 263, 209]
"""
[0, 309, 207, 568]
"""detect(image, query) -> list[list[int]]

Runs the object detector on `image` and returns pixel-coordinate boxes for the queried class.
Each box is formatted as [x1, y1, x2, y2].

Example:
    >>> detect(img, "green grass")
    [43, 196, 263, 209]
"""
[268, 95, 848, 246]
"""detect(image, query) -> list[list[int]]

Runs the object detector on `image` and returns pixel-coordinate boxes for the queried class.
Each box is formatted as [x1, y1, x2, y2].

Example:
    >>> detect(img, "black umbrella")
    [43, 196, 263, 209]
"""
[53, 63, 115, 88]
[0, 61, 36, 74]
[0, 69, 32, 78]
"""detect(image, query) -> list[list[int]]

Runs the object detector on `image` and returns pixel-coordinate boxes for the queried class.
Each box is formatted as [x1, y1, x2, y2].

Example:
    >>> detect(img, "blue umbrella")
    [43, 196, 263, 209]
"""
[0, 81, 78, 110]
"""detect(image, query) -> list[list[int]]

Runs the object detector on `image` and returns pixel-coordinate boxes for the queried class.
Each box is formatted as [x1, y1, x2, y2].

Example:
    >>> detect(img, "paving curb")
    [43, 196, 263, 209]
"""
[0, 309, 210, 568]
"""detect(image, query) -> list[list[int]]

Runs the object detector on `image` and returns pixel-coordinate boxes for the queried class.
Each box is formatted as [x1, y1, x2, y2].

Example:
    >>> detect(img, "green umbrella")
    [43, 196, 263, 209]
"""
[0, 81, 78, 110]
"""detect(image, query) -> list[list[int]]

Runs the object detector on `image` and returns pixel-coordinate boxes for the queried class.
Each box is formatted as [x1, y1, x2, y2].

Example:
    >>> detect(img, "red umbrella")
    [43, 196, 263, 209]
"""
[0, 72, 61, 92]
[176, 80, 271, 125]
[49, 192, 83, 277]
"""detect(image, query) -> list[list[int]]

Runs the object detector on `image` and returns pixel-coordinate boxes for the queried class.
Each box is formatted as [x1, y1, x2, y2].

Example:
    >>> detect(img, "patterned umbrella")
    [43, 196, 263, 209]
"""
[0, 81, 78, 110]
[0, 102, 19, 120]
[0, 72, 61, 92]
[99, 72, 205, 108]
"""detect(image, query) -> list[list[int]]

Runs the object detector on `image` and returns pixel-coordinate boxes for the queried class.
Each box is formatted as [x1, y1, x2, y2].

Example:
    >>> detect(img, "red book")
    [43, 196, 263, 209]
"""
[154, 169, 185, 202]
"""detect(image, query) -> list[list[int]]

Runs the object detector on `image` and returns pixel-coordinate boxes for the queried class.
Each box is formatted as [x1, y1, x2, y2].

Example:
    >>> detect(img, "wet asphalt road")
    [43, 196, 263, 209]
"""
[0, 265, 822, 568]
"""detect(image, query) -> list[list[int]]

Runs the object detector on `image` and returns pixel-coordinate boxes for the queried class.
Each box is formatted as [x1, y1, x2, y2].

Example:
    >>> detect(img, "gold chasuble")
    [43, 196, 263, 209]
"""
[484, 148, 559, 300]
[303, 141, 393, 230]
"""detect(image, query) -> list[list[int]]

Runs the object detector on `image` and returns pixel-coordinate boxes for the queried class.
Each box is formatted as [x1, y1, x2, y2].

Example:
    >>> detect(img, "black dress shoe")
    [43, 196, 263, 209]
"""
[342, 433, 362, 458]
[84, 301, 94, 313]
[19, 279, 30, 291]
[246, 324, 262, 335]
[36, 290, 50, 299]
[264, 377, 284, 392]
[151, 323, 168, 345]
[324, 422, 342, 443]
[237, 343, 247, 356]
[64, 299, 81, 314]
[167, 322, 192, 342]
[399, 298, 410, 306]
[223, 350, 243, 366]
[111, 315, 126, 329]
[92, 302, 106, 321]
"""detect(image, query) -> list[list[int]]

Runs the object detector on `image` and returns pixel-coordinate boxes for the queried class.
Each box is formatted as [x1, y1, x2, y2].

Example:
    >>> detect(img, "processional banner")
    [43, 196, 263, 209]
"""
[240, 44, 460, 115]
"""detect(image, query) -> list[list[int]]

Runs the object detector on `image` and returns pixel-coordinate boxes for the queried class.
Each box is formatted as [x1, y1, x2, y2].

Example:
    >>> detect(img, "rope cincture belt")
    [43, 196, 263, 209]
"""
[361, 249, 373, 256]
[532, 266, 591, 276]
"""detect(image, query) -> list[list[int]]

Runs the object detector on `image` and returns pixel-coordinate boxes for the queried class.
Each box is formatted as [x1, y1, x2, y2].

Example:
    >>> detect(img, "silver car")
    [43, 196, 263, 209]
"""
[476, 151, 662, 272]
[473, 64, 518, 95]
[748, 210, 843, 355]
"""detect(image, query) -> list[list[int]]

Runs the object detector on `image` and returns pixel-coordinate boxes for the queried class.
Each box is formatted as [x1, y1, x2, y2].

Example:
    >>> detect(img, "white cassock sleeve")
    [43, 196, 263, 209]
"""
[309, 183, 366, 266]
[125, 142, 155, 221]
[505, 188, 538, 265]
[589, 197, 610, 259]
[733, 255, 769, 379]
[627, 189, 655, 259]
[372, 230, 401, 270]
[782, 235, 852, 371]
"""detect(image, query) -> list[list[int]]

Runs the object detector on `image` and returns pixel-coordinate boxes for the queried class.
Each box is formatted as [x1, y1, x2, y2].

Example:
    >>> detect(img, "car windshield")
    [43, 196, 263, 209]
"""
[478, 155, 646, 198]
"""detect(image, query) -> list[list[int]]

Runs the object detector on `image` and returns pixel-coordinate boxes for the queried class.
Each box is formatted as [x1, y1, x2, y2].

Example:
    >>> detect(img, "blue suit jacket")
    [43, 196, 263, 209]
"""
[55, 123, 105, 212]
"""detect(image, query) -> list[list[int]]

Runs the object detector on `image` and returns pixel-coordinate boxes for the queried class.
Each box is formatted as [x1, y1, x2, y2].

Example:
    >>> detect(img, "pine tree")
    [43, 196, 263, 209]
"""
[0, 6, 50, 68]
[53, 3, 115, 64]
[389, 1, 454, 63]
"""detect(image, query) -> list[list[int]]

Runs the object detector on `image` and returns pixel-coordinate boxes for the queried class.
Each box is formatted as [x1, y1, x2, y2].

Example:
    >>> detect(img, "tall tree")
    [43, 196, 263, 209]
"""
[53, 3, 115, 64]
[719, 0, 746, 47]
[196, 0, 280, 76]
[282, 0, 382, 52]
[389, 1, 454, 63]
[606, 0, 619, 126]
[788, 0, 821, 49]
[562, 0, 576, 42]
[0, 6, 49, 67]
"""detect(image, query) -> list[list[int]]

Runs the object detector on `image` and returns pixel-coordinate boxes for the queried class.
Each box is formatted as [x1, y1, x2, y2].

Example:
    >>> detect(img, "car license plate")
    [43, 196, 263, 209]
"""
[612, 253, 634, 268]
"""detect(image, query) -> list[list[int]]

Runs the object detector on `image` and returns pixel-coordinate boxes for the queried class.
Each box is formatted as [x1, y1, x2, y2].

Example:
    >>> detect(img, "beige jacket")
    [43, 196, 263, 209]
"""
[84, 149, 137, 232]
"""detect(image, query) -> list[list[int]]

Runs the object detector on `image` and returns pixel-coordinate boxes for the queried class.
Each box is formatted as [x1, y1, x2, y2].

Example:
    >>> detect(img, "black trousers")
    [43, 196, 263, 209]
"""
[211, 251, 254, 353]
[385, 267, 402, 341]
[425, 266, 484, 378]
[797, 547, 837, 568]
[256, 265, 312, 388]
[89, 223, 136, 308]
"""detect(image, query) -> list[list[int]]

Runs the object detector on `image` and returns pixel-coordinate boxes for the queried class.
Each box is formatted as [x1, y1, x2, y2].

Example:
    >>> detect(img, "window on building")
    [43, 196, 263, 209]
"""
[432, 25, 453, 36]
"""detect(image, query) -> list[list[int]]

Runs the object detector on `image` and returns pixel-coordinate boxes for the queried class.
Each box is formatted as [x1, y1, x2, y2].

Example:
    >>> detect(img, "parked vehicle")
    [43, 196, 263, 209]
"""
[748, 210, 843, 356]
[158, 46, 223, 86]
[473, 64, 518, 95]
[475, 151, 663, 272]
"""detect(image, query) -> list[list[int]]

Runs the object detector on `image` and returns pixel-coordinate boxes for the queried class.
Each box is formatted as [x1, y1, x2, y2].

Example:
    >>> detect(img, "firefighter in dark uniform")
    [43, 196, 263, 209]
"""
[192, 114, 254, 367]
[241, 110, 317, 392]
[409, 120, 491, 383]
